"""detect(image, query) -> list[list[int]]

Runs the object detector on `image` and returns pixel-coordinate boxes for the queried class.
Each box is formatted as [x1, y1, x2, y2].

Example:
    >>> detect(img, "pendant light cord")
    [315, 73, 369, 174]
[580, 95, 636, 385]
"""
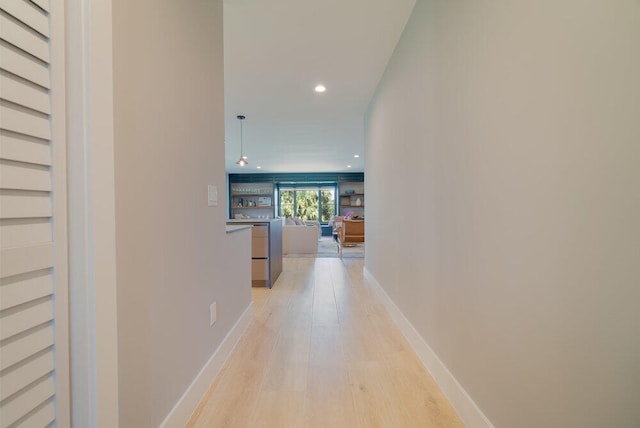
[236, 114, 247, 166]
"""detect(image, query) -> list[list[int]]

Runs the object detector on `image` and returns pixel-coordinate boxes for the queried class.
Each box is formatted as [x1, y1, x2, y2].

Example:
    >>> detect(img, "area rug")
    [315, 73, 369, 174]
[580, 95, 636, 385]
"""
[284, 237, 364, 258]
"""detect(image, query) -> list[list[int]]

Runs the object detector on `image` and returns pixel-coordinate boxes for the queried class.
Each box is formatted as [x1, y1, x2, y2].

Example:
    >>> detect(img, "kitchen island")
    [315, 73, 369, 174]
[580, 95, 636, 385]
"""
[226, 219, 282, 288]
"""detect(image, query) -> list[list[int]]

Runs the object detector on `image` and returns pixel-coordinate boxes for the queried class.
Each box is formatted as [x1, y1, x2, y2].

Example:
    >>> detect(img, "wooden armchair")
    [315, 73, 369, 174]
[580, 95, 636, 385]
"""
[338, 219, 365, 257]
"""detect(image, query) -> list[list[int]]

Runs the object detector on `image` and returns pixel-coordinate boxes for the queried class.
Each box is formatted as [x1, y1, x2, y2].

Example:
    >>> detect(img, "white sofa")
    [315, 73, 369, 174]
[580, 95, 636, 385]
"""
[282, 219, 319, 254]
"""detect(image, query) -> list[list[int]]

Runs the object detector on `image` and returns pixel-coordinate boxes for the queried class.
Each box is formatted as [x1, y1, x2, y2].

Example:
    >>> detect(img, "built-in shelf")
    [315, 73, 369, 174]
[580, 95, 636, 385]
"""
[338, 182, 365, 217]
[230, 181, 275, 218]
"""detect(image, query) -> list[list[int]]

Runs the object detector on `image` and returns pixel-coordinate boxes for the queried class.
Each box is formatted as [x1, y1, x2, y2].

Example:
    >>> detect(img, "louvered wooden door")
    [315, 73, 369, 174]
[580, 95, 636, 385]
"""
[0, 1, 69, 426]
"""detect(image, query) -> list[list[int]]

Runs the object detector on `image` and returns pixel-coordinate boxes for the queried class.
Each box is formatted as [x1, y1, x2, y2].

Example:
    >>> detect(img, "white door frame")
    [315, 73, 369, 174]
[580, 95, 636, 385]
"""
[64, 0, 120, 426]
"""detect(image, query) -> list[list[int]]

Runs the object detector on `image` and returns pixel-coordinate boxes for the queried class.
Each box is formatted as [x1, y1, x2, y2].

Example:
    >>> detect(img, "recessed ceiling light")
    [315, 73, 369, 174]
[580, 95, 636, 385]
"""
[256, 166, 262, 169]
[347, 165, 352, 168]
[315, 85, 326, 93]
[354, 154, 360, 158]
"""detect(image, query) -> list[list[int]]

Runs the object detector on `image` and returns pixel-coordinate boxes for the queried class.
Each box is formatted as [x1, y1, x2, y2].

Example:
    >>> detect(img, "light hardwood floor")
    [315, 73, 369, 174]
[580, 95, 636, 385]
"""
[187, 258, 464, 427]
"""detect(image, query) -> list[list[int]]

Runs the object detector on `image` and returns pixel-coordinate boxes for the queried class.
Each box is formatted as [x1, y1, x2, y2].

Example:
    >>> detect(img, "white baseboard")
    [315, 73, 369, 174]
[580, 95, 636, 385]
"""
[363, 268, 494, 428]
[160, 302, 254, 428]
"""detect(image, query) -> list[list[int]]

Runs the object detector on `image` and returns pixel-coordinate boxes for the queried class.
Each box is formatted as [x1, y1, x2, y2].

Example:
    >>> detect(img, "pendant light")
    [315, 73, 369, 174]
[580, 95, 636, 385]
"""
[235, 115, 248, 166]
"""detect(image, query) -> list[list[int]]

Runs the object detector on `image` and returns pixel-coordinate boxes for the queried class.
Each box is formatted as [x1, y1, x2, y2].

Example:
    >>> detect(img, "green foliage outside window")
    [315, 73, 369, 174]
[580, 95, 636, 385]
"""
[280, 190, 294, 218]
[279, 187, 336, 222]
[321, 189, 335, 222]
[295, 190, 319, 220]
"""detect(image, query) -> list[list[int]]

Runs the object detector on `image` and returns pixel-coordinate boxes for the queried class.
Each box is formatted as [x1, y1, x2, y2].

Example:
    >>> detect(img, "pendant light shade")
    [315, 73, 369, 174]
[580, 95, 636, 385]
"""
[235, 115, 248, 166]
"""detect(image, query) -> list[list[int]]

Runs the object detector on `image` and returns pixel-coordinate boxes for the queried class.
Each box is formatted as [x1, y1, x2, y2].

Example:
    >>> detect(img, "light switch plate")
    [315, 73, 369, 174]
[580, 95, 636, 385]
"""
[207, 185, 218, 206]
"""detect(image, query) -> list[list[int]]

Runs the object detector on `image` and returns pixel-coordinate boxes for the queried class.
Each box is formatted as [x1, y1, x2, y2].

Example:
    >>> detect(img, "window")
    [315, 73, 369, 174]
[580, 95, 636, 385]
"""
[280, 190, 294, 218]
[295, 189, 319, 220]
[320, 188, 336, 222]
[278, 184, 337, 222]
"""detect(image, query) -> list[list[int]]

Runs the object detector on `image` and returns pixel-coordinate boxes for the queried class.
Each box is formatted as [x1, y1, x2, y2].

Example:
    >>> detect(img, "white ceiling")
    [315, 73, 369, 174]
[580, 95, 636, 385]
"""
[223, 0, 416, 174]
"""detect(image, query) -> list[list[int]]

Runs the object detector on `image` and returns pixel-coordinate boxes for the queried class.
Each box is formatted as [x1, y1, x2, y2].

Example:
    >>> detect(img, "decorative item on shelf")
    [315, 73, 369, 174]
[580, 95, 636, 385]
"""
[235, 115, 248, 166]
[257, 196, 272, 206]
[355, 197, 362, 206]
[344, 189, 355, 195]
[344, 210, 354, 220]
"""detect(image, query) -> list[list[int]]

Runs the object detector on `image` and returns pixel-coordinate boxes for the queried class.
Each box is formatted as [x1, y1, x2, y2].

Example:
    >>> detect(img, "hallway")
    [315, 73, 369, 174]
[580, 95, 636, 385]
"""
[188, 258, 463, 427]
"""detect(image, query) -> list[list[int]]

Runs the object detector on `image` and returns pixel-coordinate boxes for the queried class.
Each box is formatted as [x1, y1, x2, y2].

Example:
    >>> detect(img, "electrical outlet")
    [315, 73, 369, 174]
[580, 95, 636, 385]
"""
[209, 301, 217, 326]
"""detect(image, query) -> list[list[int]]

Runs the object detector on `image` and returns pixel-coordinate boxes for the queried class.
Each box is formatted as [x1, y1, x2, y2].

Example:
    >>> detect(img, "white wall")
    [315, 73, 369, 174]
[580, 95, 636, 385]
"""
[112, 0, 250, 426]
[365, 1, 640, 427]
